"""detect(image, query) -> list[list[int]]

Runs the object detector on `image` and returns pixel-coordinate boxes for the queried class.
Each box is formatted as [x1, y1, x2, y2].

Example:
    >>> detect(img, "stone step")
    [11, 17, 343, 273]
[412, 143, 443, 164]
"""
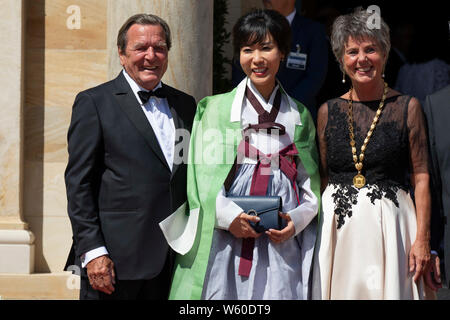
[0, 272, 79, 300]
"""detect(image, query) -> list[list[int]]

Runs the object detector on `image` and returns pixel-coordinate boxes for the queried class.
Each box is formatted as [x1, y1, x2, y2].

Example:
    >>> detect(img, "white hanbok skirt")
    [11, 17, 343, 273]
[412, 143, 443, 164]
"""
[202, 163, 316, 300]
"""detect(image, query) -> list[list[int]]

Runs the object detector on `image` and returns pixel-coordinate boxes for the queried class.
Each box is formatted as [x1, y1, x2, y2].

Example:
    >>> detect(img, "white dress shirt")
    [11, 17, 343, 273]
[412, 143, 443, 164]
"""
[285, 9, 296, 25]
[81, 69, 175, 268]
[124, 70, 175, 170]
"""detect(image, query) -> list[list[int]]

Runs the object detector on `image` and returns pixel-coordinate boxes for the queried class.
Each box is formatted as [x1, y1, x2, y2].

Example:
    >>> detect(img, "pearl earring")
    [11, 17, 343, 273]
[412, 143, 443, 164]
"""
[342, 72, 346, 83]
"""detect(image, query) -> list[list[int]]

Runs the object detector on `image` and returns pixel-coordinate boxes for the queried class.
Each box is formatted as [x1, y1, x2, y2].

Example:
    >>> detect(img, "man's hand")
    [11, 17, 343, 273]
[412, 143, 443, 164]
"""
[86, 255, 116, 295]
[424, 253, 442, 291]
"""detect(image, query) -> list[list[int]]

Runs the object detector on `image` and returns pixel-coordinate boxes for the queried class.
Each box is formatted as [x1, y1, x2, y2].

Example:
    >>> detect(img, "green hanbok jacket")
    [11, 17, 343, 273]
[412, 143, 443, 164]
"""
[163, 80, 320, 300]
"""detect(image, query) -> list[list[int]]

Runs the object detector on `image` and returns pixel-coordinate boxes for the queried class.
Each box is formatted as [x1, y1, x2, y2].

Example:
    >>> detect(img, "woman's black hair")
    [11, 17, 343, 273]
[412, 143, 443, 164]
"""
[232, 9, 292, 61]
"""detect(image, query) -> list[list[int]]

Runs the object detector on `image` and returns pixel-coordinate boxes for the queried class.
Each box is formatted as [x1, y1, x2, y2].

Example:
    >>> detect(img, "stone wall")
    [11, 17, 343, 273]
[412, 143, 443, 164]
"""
[24, 0, 109, 274]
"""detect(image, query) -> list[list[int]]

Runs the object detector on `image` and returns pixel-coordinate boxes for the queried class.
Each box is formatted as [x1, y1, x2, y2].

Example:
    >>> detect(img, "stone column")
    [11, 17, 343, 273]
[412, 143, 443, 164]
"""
[0, 0, 35, 274]
[107, 0, 214, 102]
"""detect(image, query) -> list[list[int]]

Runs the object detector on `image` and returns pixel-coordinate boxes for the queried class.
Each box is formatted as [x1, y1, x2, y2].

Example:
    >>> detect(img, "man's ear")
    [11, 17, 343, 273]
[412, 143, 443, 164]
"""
[118, 47, 125, 66]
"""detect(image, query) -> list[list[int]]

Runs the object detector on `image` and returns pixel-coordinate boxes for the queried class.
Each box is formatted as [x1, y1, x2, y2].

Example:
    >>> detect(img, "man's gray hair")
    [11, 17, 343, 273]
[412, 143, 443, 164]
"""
[117, 13, 172, 53]
[330, 7, 390, 71]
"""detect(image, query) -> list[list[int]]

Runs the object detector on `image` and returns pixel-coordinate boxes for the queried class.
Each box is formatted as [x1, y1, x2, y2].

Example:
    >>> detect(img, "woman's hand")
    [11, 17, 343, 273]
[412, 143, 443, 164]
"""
[409, 239, 431, 282]
[266, 212, 295, 244]
[229, 212, 262, 239]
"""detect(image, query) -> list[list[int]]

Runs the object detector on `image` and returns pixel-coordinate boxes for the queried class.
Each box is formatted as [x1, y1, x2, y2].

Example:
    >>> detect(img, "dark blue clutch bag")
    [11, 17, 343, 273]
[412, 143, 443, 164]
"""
[227, 195, 284, 233]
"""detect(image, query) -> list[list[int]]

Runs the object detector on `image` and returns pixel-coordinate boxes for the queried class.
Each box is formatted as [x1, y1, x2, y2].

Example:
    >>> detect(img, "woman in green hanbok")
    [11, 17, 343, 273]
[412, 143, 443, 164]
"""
[163, 9, 321, 300]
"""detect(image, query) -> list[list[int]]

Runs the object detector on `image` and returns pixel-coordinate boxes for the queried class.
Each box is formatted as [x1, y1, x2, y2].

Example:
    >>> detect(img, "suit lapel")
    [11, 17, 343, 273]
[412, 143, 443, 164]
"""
[165, 88, 182, 178]
[113, 73, 171, 172]
[164, 83, 194, 179]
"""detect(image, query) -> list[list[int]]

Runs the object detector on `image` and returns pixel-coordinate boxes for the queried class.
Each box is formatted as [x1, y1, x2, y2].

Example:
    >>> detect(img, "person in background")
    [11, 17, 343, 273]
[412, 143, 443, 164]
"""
[232, 0, 328, 123]
[315, 3, 347, 107]
[64, 13, 196, 300]
[383, 19, 414, 87]
[423, 84, 450, 292]
[312, 7, 434, 299]
[168, 9, 320, 300]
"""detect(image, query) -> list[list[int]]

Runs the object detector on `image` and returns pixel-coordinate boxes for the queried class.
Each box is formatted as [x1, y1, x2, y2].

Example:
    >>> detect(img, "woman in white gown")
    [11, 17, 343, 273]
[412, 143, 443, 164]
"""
[312, 8, 435, 300]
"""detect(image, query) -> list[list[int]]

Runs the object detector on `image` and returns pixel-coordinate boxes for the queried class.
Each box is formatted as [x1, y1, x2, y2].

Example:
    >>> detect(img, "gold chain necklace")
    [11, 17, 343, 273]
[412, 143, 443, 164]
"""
[347, 81, 388, 188]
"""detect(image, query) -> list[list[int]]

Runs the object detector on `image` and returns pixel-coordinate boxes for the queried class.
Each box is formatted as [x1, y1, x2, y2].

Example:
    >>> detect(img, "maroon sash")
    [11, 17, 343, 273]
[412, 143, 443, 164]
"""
[232, 87, 299, 277]
[237, 140, 299, 277]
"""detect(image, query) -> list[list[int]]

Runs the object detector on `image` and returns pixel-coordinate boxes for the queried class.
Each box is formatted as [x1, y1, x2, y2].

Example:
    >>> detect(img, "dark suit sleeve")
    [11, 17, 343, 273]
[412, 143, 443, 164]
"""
[291, 23, 328, 108]
[423, 95, 444, 252]
[65, 91, 106, 258]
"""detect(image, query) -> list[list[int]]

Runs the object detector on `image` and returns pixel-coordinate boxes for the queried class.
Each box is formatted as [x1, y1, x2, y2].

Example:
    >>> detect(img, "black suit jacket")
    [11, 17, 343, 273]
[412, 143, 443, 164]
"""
[64, 72, 196, 280]
[423, 84, 450, 285]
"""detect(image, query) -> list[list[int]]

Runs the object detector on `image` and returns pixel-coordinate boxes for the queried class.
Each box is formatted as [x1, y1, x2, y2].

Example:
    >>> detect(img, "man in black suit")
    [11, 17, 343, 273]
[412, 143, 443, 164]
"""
[64, 13, 196, 300]
[423, 84, 450, 291]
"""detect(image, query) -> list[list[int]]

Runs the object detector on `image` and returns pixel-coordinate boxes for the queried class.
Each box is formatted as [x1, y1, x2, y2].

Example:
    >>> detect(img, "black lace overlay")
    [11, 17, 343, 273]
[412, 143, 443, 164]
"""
[331, 183, 401, 229]
[366, 184, 401, 207]
[331, 184, 358, 229]
[317, 94, 430, 228]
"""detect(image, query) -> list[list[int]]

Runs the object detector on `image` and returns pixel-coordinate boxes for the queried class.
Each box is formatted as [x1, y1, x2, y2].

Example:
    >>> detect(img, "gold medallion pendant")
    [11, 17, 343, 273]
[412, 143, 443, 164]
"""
[353, 174, 366, 188]
[347, 82, 388, 189]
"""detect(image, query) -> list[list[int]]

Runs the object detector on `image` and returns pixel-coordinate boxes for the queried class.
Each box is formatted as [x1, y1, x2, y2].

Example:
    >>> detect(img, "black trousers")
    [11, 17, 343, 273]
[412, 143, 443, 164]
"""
[80, 251, 174, 300]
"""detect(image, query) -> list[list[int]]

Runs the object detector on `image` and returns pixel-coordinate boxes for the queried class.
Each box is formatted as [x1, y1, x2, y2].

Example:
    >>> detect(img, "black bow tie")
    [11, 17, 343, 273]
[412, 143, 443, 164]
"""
[137, 87, 166, 103]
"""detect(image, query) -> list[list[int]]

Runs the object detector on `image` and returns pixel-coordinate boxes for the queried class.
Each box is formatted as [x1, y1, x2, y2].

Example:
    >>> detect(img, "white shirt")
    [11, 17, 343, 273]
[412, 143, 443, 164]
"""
[286, 9, 296, 25]
[123, 69, 175, 170]
[81, 70, 175, 268]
